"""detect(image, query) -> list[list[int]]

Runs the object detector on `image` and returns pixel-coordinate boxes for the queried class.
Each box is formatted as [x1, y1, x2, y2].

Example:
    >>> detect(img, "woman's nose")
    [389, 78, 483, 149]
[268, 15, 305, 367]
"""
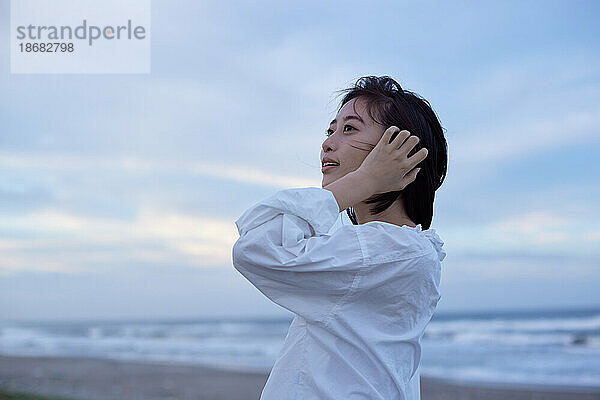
[322, 135, 335, 152]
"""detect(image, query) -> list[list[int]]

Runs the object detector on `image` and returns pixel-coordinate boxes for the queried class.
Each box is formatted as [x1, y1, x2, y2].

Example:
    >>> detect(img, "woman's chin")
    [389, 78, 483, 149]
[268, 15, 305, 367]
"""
[321, 174, 337, 188]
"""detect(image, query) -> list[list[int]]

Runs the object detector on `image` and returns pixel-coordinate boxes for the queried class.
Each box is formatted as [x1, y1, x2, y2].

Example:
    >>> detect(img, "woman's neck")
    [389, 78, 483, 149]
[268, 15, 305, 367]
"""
[352, 198, 416, 227]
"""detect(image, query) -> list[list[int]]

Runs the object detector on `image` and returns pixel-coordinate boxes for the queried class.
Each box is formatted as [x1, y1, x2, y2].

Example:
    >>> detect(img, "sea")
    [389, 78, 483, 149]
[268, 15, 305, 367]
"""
[1, 306, 599, 389]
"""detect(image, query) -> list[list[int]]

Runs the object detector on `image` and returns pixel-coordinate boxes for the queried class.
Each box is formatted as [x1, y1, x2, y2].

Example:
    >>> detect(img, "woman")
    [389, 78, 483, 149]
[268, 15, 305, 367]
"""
[232, 76, 448, 400]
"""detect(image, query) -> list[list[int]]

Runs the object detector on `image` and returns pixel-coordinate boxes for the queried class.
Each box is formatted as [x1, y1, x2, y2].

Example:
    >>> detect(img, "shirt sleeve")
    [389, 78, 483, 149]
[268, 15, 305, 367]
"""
[231, 187, 434, 324]
[232, 187, 363, 323]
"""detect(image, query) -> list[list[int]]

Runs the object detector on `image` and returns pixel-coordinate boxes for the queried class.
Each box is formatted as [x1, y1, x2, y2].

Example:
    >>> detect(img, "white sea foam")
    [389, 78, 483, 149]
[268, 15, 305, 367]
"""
[421, 365, 600, 389]
[426, 313, 600, 335]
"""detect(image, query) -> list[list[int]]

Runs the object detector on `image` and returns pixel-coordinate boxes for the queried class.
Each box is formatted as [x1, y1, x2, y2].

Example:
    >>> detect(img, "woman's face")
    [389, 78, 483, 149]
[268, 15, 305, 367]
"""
[321, 97, 384, 188]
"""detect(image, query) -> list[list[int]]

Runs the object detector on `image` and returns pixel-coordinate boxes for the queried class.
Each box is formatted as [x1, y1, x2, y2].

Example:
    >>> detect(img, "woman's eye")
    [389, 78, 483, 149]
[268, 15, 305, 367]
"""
[325, 125, 355, 136]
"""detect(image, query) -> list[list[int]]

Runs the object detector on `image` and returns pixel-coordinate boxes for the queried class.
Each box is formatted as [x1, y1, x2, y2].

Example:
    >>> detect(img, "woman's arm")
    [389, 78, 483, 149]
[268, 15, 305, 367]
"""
[323, 169, 373, 213]
[231, 187, 430, 324]
[232, 187, 363, 323]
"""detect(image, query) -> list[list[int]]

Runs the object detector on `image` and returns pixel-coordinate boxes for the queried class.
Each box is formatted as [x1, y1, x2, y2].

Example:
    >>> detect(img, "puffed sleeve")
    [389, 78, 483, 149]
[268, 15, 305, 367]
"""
[232, 187, 364, 323]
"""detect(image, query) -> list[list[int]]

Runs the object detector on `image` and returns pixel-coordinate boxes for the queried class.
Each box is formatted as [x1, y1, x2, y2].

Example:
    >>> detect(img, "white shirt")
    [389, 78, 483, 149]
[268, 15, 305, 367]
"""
[232, 187, 446, 400]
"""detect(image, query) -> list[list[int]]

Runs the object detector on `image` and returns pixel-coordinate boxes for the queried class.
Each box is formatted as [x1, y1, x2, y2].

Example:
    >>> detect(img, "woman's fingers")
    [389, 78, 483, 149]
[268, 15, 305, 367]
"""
[408, 147, 428, 166]
[382, 126, 400, 147]
[383, 125, 429, 173]
[398, 166, 421, 190]
[392, 129, 428, 165]
[397, 133, 419, 153]
[388, 127, 410, 147]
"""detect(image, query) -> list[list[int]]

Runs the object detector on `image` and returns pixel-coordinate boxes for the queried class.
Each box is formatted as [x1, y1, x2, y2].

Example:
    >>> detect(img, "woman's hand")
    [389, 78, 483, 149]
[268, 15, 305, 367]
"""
[323, 126, 428, 212]
[356, 126, 428, 195]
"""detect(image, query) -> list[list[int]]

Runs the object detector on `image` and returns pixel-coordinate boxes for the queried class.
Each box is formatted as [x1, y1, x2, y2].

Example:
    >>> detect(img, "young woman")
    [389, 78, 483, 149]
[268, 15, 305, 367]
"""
[232, 76, 448, 400]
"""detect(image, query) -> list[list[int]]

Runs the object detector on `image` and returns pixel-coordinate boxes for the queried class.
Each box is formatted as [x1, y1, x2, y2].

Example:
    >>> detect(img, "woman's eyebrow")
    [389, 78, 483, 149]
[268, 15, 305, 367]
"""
[329, 115, 365, 126]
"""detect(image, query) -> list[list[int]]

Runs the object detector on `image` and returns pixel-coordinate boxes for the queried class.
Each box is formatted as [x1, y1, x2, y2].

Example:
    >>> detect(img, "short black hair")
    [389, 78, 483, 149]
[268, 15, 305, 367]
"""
[336, 76, 448, 230]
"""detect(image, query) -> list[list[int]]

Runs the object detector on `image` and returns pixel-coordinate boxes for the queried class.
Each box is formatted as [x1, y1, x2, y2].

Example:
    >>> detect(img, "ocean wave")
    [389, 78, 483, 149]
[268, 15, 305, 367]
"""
[2, 310, 599, 389]
[420, 365, 600, 389]
[426, 313, 600, 334]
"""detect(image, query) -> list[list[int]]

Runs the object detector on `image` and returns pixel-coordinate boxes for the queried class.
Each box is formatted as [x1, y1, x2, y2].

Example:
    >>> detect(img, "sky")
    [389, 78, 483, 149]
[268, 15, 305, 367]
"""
[1, 0, 599, 321]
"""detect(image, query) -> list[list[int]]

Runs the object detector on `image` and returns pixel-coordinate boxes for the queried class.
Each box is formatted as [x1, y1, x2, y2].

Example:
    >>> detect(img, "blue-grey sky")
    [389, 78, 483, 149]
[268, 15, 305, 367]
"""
[1, 0, 599, 321]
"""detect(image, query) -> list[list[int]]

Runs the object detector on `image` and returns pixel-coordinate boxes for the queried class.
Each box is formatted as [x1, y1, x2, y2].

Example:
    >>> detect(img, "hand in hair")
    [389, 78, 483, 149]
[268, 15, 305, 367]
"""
[323, 126, 427, 213]
[356, 126, 428, 196]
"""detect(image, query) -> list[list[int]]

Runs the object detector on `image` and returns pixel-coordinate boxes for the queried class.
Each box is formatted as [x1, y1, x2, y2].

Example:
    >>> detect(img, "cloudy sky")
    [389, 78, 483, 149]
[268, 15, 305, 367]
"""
[1, 0, 599, 321]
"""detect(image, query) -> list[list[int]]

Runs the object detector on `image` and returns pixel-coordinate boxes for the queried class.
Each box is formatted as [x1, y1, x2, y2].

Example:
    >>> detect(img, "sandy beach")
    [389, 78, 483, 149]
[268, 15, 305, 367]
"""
[1, 355, 599, 400]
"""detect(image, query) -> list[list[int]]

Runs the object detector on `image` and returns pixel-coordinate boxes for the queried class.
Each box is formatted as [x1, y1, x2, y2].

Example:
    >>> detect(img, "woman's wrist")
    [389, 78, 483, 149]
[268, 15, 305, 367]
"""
[323, 169, 375, 213]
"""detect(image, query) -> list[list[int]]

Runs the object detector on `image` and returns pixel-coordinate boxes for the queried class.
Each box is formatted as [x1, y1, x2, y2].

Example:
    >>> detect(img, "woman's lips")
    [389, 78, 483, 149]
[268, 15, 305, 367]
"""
[322, 165, 338, 173]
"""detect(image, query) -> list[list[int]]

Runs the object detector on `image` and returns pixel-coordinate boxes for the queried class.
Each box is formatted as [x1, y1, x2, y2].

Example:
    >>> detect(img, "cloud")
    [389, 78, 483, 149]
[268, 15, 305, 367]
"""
[452, 104, 600, 164]
[0, 205, 239, 275]
[191, 161, 315, 187]
[441, 208, 599, 257]
[584, 230, 600, 242]
[0, 151, 316, 276]
[490, 211, 571, 244]
[0, 152, 315, 187]
[444, 51, 600, 190]
[442, 251, 598, 282]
